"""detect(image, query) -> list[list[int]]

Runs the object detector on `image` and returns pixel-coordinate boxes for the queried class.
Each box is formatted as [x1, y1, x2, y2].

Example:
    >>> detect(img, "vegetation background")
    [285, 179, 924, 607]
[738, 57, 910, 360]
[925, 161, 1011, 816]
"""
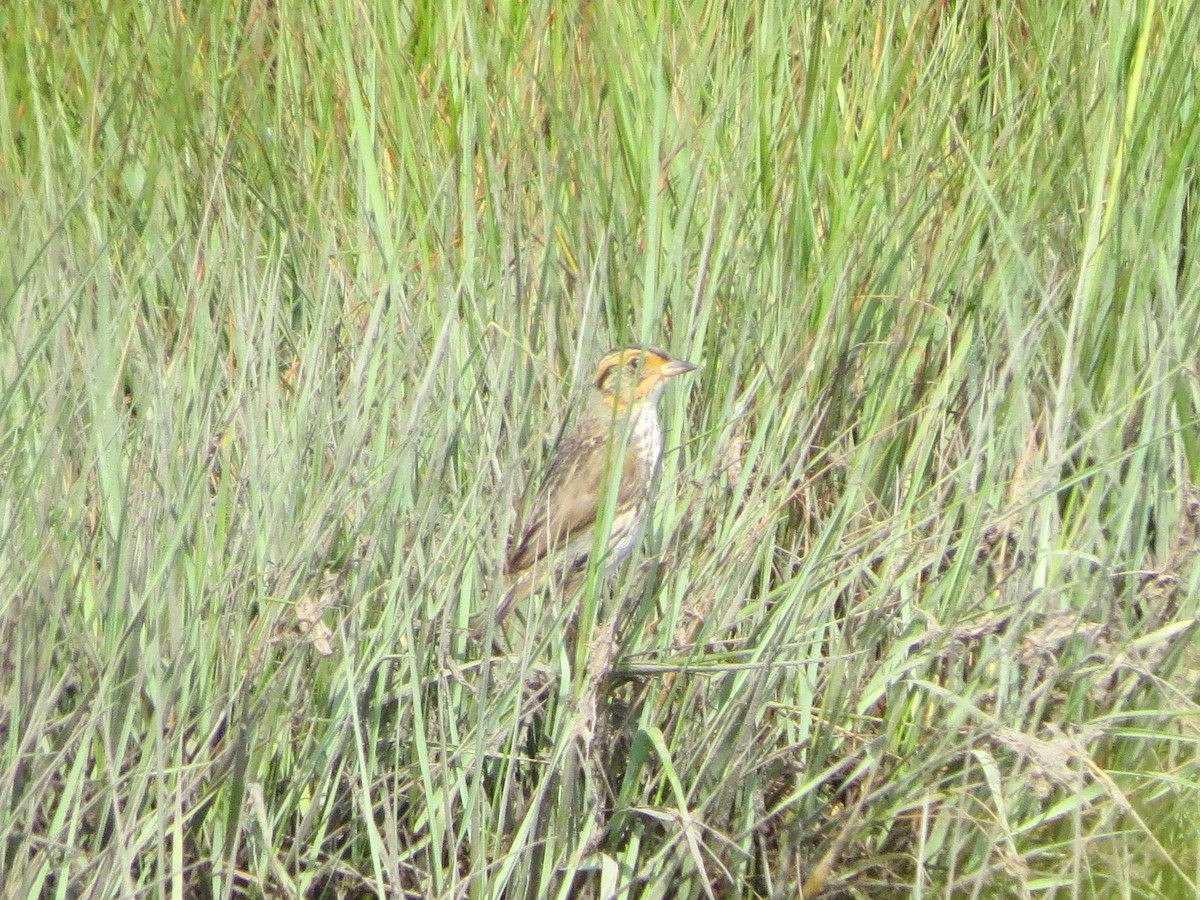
[3, 1, 1198, 896]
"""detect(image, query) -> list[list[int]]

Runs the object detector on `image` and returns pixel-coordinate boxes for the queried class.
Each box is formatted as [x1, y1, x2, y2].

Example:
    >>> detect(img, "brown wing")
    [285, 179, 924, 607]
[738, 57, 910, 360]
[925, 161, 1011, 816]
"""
[506, 430, 649, 575]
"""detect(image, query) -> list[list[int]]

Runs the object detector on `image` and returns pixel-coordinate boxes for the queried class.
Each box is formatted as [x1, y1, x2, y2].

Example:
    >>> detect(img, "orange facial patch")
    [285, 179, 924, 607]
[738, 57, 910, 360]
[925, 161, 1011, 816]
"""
[594, 347, 671, 392]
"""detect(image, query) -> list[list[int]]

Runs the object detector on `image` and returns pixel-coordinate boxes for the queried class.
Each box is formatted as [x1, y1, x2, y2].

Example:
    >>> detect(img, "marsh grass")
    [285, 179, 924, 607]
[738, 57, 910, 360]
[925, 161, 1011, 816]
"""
[2, 1, 1199, 896]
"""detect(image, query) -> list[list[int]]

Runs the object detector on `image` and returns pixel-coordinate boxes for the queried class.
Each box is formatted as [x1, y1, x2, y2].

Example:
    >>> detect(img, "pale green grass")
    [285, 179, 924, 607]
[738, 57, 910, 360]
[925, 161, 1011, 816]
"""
[2, 1, 1199, 897]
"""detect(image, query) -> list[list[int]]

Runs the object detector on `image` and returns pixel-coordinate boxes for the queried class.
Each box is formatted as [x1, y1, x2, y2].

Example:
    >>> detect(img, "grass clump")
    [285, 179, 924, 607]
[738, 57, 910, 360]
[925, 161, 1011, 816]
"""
[2, 0, 1198, 896]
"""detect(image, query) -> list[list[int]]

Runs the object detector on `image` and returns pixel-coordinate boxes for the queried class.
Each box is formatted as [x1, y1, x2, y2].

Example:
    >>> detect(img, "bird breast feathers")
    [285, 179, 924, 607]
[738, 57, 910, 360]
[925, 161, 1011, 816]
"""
[505, 430, 650, 575]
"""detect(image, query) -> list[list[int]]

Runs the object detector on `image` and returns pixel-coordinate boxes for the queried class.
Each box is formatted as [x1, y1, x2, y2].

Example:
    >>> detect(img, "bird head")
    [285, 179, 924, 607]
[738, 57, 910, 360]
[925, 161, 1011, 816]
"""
[593, 346, 698, 411]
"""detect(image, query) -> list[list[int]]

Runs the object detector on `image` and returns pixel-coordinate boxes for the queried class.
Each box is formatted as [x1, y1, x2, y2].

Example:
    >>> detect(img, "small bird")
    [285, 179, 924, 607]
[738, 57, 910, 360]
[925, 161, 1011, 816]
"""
[478, 345, 699, 636]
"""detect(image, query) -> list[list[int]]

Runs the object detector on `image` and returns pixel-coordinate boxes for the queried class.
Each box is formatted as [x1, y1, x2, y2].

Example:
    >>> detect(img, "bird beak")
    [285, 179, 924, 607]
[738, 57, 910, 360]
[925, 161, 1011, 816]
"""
[660, 356, 699, 378]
